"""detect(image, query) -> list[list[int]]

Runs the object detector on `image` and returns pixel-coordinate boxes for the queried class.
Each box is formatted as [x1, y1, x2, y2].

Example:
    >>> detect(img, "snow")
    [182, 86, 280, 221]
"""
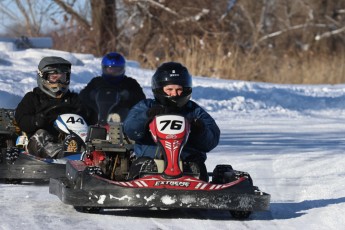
[1, 41, 345, 229]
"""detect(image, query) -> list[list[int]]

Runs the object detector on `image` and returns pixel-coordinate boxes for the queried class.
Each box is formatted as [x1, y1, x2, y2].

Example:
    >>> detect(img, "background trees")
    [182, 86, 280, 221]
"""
[1, 0, 345, 84]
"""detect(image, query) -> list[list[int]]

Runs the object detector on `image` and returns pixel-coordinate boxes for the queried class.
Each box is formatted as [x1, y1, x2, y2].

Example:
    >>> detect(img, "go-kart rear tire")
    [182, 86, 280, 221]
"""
[74, 206, 101, 213]
[5, 178, 22, 184]
[230, 210, 252, 219]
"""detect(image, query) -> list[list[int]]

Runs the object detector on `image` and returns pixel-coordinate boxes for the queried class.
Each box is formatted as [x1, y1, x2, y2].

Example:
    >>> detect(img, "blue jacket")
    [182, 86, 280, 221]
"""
[123, 99, 220, 162]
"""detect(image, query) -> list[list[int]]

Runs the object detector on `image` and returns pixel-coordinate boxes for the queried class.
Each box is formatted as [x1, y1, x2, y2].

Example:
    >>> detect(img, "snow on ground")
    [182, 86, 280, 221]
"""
[1, 42, 345, 230]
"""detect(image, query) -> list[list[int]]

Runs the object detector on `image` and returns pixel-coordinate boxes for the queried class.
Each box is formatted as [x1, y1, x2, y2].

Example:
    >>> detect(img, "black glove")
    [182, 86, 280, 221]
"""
[147, 105, 167, 120]
[191, 119, 204, 134]
[34, 113, 47, 128]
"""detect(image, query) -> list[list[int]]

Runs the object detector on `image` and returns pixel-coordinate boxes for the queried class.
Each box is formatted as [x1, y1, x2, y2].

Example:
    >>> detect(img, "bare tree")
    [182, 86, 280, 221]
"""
[53, 0, 119, 55]
[90, 0, 118, 55]
[0, 0, 57, 36]
[1, 0, 345, 83]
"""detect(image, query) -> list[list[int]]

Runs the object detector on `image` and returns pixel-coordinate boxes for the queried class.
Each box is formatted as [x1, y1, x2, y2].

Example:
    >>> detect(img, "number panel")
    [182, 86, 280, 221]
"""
[156, 115, 186, 135]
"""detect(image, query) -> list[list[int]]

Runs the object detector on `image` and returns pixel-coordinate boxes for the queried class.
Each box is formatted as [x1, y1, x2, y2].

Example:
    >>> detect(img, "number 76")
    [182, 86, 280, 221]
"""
[160, 120, 183, 131]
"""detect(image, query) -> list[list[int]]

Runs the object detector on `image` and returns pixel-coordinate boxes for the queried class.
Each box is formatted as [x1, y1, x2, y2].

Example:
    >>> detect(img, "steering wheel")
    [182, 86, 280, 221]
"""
[95, 88, 120, 125]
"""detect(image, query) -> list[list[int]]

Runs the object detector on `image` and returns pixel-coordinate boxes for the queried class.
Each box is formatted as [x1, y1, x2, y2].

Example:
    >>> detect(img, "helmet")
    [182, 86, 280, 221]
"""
[37, 56, 71, 98]
[152, 62, 192, 107]
[101, 52, 126, 83]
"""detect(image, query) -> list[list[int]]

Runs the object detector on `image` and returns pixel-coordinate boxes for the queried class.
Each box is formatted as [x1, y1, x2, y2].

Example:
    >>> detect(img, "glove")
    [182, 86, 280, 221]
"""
[191, 119, 205, 134]
[34, 113, 47, 128]
[147, 105, 184, 121]
[146, 105, 167, 120]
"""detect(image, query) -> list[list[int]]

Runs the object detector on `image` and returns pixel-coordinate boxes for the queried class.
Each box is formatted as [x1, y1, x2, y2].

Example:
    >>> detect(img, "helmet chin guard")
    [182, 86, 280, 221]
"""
[39, 79, 69, 98]
[153, 88, 192, 108]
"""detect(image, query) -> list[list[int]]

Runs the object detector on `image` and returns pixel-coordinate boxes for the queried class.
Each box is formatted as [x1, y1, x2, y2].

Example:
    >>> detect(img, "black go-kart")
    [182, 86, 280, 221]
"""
[49, 114, 270, 219]
[0, 106, 88, 183]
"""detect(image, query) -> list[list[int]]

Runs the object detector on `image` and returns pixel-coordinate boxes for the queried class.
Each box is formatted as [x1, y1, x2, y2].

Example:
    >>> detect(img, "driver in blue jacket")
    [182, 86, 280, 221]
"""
[123, 62, 220, 181]
[15, 56, 88, 158]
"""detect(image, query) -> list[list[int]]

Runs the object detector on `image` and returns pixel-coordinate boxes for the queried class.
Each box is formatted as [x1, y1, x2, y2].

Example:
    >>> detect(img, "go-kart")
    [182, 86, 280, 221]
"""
[0, 104, 88, 183]
[49, 114, 270, 219]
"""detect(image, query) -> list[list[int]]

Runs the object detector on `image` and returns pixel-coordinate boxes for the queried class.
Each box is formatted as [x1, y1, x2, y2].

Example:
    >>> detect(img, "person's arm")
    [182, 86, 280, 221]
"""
[15, 93, 39, 133]
[79, 78, 97, 103]
[119, 78, 146, 108]
[123, 99, 153, 142]
[187, 103, 220, 152]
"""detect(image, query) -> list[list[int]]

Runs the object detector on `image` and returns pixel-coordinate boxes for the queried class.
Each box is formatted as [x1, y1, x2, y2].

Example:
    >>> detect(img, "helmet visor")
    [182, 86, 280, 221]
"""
[46, 72, 68, 84]
[103, 66, 125, 77]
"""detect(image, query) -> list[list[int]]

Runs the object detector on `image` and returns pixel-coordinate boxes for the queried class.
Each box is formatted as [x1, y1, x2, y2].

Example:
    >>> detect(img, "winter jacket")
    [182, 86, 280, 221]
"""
[123, 99, 220, 161]
[15, 87, 89, 138]
[79, 76, 146, 124]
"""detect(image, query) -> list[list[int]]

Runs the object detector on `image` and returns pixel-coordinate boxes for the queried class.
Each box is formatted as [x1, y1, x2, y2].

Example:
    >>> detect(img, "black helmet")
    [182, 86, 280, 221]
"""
[152, 62, 192, 107]
[37, 56, 71, 98]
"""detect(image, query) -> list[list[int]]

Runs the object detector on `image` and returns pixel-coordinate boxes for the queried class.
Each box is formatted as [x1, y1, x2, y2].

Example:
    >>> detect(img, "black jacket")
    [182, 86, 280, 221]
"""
[79, 76, 146, 124]
[15, 87, 89, 138]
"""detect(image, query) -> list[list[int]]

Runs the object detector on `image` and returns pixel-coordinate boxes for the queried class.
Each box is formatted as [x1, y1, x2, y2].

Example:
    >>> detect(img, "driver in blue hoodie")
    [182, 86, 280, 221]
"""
[123, 62, 220, 181]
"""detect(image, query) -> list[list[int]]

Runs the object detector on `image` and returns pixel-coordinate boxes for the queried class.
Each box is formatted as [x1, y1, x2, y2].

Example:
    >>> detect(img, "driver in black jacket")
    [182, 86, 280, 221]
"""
[15, 56, 89, 158]
[79, 52, 146, 124]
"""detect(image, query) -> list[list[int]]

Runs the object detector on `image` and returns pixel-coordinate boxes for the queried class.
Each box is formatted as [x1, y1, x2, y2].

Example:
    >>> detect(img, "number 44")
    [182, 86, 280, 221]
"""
[66, 116, 85, 125]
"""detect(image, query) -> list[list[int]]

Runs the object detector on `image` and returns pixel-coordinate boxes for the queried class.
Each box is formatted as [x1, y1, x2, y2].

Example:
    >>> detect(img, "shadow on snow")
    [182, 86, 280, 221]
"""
[258, 197, 345, 220]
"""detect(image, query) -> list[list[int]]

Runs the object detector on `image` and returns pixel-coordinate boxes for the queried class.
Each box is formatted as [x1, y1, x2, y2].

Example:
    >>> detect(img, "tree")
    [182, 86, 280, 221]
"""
[53, 0, 118, 55]
[1, 0, 345, 83]
[0, 0, 57, 37]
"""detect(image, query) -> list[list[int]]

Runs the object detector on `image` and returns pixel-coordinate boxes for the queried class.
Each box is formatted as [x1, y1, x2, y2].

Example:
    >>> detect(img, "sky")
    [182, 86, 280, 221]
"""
[1, 41, 345, 230]
[0, 0, 89, 35]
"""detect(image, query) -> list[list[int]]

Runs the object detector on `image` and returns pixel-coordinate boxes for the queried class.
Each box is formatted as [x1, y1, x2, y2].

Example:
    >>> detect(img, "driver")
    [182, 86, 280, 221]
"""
[123, 62, 220, 181]
[79, 52, 146, 124]
[15, 56, 89, 158]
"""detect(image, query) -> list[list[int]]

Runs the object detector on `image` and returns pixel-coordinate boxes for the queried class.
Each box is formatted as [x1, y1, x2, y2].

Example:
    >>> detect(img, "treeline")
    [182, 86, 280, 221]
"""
[3, 0, 345, 84]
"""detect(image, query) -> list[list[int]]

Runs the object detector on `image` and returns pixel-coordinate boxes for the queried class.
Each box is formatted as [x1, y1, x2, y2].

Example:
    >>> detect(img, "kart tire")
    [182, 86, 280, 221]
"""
[230, 210, 252, 220]
[74, 206, 101, 213]
[5, 178, 22, 184]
